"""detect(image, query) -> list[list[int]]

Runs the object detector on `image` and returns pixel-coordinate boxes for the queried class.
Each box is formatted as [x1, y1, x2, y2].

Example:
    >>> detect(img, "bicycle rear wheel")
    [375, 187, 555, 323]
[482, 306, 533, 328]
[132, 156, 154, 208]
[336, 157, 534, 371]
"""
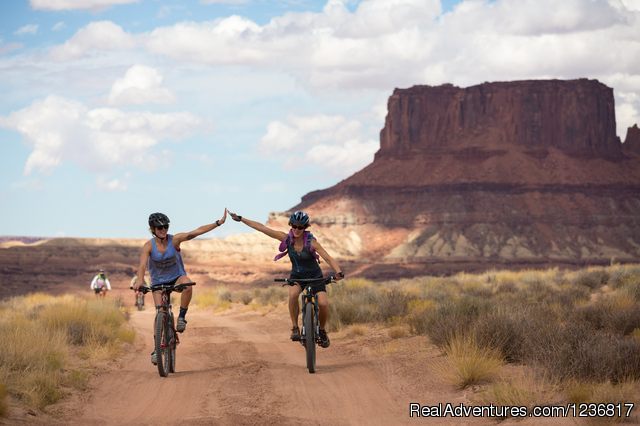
[304, 302, 316, 373]
[155, 311, 170, 377]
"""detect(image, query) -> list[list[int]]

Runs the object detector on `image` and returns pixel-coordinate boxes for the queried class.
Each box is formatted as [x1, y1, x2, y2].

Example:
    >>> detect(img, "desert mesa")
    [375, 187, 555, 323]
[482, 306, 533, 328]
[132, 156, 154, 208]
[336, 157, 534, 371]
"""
[2, 78, 639, 297]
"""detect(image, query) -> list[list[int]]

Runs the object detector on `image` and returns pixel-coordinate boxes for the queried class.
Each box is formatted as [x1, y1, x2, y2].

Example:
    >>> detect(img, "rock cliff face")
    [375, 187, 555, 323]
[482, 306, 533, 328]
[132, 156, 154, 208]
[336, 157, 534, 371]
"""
[282, 79, 640, 272]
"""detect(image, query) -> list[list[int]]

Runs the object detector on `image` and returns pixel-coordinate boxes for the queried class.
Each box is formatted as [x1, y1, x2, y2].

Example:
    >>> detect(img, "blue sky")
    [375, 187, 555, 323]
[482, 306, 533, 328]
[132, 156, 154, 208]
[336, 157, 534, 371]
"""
[1, 0, 639, 240]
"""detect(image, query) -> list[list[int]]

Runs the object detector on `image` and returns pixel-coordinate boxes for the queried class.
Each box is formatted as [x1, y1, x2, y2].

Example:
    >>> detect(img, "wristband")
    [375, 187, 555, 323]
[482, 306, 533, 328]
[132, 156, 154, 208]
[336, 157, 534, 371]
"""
[336, 272, 344, 279]
[216, 220, 220, 226]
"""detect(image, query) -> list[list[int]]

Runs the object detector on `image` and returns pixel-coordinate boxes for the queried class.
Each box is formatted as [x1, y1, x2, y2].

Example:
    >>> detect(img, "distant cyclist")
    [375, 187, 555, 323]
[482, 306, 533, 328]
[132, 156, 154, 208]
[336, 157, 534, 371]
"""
[227, 209, 343, 348]
[90, 269, 111, 297]
[130, 273, 150, 307]
[134, 210, 227, 365]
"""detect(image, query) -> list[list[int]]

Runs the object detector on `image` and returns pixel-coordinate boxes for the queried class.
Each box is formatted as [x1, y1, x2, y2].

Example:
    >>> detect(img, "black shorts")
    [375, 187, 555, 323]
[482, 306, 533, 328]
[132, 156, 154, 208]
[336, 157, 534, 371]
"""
[151, 276, 184, 293]
[290, 270, 326, 294]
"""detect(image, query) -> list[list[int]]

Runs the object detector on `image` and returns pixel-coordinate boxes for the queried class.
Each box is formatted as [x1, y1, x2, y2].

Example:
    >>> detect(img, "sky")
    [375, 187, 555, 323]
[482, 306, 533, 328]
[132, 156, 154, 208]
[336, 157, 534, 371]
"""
[1, 0, 639, 240]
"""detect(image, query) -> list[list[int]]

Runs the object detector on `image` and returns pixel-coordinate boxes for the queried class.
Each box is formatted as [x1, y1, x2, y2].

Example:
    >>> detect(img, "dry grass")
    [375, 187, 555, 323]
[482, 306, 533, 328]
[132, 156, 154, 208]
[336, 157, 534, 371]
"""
[477, 369, 559, 419]
[433, 333, 504, 389]
[0, 294, 132, 412]
[565, 379, 640, 423]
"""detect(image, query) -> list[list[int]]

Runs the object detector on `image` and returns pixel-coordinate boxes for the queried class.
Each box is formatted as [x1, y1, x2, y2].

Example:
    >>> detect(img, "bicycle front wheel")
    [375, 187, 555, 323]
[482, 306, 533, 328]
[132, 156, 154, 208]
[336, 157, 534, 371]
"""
[304, 302, 316, 373]
[155, 311, 170, 377]
[137, 294, 144, 311]
[169, 313, 176, 373]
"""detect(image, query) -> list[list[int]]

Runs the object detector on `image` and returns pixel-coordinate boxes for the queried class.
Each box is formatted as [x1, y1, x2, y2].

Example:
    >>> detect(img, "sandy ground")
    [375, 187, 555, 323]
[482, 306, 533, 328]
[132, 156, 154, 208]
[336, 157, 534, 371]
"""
[7, 293, 638, 426]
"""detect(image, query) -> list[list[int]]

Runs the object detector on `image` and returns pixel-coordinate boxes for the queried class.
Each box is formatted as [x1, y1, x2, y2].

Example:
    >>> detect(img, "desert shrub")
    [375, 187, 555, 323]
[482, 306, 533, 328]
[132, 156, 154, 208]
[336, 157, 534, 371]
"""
[525, 319, 640, 383]
[234, 291, 253, 305]
[420, 298, 490, 347]
[253, 285, 287, 307]
[328, 281, 380, 325]
[573, 268, 610, 290]
[608, 264, 640, 289]
[473, 307, 528, 363]
[572, 293, 640, 336]
[554, 285, 591, 307]
[494, 280, 518, 295]
[377, 288, 415, 321]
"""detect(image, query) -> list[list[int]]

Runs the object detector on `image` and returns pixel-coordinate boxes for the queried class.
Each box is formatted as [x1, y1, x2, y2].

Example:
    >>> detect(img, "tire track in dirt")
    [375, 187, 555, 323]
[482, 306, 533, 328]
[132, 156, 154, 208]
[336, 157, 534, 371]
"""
[58, 309, 406, 425]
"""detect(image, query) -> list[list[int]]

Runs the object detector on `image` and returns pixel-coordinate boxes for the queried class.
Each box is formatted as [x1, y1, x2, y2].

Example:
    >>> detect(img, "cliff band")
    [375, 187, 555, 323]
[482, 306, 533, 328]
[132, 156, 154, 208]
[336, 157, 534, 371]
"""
[281, 79, 640, 269]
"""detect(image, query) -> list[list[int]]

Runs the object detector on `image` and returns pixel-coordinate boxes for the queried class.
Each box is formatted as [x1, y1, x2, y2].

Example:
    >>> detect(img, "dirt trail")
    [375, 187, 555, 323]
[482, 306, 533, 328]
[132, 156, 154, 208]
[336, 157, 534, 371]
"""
[46, 307, 497, 426]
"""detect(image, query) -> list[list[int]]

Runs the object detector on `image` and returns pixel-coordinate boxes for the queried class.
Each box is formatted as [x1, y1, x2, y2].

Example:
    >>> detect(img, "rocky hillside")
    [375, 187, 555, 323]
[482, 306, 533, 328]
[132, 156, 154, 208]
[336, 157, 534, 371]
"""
[283, 79, 640, 270]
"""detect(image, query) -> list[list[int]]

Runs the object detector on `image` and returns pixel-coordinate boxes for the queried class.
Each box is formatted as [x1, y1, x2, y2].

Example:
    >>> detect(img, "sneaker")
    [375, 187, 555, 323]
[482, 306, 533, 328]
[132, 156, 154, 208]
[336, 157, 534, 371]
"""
[151, 351, 157, 365]
[290, 325, 301, 341]
[318, 329, 330, 348]
[176, 316, 187, 333]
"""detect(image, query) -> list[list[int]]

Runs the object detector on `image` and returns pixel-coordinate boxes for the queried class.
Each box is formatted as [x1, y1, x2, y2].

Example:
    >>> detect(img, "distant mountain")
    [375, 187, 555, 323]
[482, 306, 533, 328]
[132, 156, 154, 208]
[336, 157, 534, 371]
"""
[276, 79, 640, 271]
[0, 236, 50, 245]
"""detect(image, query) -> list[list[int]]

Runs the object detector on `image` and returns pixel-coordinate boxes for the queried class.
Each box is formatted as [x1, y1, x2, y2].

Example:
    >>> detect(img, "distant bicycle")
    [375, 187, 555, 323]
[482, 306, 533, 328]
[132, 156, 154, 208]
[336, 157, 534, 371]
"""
[96, 286, 108, 299]
[136, 282, 196, 377]
[275, 276, 336, 373]
[130, 287, 145, 311]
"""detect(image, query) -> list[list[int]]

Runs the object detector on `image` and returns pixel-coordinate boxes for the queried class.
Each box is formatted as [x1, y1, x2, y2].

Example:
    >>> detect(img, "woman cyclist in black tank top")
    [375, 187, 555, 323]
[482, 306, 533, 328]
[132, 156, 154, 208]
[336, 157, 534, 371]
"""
[227, 208, 344, 348]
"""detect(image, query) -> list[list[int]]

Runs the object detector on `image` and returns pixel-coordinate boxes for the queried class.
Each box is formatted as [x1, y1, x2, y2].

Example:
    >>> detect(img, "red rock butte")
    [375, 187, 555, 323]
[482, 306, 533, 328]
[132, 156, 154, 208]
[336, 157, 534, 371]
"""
[273, 79, 640, 274]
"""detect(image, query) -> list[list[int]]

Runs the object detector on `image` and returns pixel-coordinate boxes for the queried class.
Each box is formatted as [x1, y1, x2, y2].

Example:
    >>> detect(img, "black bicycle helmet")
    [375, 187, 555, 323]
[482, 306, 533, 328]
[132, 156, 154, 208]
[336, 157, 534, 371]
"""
[148, 212, 170, 228]
[289, 211, 310, 226]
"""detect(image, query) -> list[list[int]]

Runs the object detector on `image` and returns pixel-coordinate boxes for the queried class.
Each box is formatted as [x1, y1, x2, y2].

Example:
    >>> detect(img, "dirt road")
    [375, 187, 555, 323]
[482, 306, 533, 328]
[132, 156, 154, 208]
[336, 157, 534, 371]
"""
[51, 307, 496, 426]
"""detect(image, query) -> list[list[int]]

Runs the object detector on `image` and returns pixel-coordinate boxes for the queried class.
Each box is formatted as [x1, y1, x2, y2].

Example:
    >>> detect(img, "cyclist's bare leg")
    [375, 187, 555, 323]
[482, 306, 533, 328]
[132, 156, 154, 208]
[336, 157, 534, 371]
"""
[288, 284, 302, 327]
[176, 275, 193, 309]
[317, 291, 328, 329]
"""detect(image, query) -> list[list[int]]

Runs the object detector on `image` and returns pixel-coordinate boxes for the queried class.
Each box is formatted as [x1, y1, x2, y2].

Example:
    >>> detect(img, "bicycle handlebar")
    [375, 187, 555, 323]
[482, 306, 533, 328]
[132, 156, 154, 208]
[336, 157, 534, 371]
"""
[130, 282, 196, 294]
[275, 276, 336, 287]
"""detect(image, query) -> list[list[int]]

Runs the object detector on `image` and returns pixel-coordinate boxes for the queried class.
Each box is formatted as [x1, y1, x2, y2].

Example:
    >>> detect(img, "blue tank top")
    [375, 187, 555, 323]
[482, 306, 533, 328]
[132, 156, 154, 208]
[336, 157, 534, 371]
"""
[148, 235, 186, 285]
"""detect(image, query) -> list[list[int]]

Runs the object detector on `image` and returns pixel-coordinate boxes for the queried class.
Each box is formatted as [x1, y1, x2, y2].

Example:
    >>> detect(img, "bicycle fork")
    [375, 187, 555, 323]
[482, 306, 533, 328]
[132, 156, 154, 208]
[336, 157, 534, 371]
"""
[300, 293, 319, 346]
[155, 295, 179, 349]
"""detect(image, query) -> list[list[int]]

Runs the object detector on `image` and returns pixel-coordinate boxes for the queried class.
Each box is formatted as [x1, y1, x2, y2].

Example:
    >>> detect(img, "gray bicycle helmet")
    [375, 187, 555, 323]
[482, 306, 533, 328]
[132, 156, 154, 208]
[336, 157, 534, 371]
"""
[289, 211, 310, 226]
[148, 212, 170, 228]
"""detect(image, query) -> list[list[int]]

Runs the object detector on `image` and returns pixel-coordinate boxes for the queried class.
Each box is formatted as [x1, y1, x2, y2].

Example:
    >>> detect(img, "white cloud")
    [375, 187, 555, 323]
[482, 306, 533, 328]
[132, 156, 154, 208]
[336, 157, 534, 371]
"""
[0, 42, 23, 54]
[108, 65, 177, 105]
[48, 21, 138, 61]
[96, 172, 131, 192]
[259, 113, 378, 177]
[52, 22, 66, 31]
[14, 25, 39, 36]
[29, 0, 139, 12]
[31, 0, 640, 145]
[0, 95, 212, 176]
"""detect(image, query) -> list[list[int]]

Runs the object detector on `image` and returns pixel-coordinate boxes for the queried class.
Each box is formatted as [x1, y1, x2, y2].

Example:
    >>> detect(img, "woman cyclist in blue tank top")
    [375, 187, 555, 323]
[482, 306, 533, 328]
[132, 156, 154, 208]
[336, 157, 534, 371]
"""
[227, 208, 344, 348]
[134, 209, 227, 365]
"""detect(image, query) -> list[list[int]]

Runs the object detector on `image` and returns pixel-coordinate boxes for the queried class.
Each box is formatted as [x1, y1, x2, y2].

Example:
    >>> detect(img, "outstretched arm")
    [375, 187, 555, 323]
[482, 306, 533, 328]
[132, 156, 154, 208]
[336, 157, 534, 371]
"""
[173, 209, 227, 249]
[227, 209, 287, 241]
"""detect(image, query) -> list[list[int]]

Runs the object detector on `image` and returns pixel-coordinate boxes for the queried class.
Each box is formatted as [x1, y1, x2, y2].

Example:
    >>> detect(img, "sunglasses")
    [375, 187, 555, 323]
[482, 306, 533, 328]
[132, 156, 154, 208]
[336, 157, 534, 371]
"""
[155, 225, 169, 230]
[291, 224, 307, 230]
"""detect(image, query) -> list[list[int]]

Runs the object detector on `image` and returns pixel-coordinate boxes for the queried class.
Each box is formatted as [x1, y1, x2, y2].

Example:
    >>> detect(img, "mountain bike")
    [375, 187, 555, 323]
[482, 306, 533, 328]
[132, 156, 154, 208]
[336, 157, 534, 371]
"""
[275, 276, 335, 374]
[135, 282, 195, 377]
